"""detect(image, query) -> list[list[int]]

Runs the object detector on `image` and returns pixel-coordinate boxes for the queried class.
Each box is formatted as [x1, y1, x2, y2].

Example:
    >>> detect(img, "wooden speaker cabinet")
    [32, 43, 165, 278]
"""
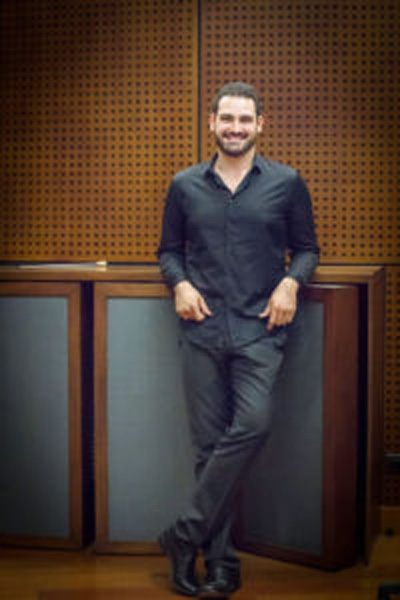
[94, 282, 359, 568]
[0, 282, 84, 549]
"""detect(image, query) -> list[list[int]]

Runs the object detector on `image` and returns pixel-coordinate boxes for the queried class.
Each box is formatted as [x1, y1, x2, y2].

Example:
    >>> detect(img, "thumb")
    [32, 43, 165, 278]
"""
[258, 302, 271, 318]
[198, 295, 212, 316]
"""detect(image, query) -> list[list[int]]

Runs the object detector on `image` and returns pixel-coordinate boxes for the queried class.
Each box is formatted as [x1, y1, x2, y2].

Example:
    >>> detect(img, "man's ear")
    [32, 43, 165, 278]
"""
[257, 115, 265, 133]
[208, 112, 216, 132]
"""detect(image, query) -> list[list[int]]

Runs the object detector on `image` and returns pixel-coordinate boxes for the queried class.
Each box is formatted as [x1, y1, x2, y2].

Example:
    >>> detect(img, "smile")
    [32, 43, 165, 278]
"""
[224, 135, 247, 140]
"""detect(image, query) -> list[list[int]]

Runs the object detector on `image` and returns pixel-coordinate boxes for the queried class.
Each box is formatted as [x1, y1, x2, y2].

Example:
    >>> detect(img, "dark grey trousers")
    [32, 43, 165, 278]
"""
[174, 331, 287, 569]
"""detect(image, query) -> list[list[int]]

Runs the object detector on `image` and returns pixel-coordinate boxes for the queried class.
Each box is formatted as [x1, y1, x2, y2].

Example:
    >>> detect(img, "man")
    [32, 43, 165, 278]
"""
[157, 81, 319, 598]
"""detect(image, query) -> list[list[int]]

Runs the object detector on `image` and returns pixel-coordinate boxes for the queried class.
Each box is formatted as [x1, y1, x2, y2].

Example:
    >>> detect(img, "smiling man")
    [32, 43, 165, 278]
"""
[157, 81, 320, 598]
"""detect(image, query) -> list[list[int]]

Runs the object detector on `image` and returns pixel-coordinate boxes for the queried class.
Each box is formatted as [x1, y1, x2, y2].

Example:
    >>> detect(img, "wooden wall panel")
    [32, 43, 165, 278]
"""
[0, 0, 398, 509]
[384, 266, 400, 505]
[200, 0, 399, 507]
[0, 0, 198, 262]
[200, 0, 399, 264]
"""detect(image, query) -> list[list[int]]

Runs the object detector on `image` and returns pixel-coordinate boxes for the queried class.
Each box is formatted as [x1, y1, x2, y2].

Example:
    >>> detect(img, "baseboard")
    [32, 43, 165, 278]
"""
[381, 506, 400, 534]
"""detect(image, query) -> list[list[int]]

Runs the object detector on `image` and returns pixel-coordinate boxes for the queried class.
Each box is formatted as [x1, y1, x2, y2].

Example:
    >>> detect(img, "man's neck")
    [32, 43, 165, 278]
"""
[213, 149, 257, 194]
[214, 148, 256, 177]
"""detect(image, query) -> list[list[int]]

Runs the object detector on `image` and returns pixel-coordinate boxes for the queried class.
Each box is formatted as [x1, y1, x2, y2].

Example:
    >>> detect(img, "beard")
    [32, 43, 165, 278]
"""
[215, 132, 258, 157]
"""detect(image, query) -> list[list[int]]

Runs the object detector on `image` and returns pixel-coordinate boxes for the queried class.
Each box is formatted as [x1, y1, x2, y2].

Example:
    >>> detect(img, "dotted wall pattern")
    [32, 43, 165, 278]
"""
[0, 1, 399, 506]
[200, 0, 400, 505]
[0, 0, 198, 262]
[201, 0, 400, 264]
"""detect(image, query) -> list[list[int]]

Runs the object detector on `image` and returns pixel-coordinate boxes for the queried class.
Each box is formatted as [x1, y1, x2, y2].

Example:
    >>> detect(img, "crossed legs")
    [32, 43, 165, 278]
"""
[176, 334, 286, 565]
[160, 333, 286, 596]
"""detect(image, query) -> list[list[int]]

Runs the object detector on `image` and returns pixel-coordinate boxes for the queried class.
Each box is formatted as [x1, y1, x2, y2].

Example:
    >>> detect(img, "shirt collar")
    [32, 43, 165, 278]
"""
[204, 153, 263, 179]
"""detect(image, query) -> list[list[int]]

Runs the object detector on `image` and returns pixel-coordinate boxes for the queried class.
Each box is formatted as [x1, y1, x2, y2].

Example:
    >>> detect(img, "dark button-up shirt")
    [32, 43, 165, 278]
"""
[157, 154, 320, 349]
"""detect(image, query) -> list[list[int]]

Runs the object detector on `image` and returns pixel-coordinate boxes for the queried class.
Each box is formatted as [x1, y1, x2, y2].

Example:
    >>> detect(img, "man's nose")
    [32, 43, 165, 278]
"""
[231, 119, 241, 132]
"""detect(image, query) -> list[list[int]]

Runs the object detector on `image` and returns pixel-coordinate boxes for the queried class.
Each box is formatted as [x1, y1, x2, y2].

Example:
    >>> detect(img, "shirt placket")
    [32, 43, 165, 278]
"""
[216, 171, 255, 349]
[225, 173, 256, 348]
[223, 186, 235, 349]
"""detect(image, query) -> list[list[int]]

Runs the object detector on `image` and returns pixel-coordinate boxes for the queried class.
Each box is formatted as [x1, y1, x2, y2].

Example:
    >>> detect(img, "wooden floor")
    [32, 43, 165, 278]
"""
[0, 535, 399, 600]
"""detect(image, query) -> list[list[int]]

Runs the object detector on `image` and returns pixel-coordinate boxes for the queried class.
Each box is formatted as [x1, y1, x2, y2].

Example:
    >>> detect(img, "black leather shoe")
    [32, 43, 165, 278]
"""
[158, 527, 199, 597]
[199, 564, 241, 598]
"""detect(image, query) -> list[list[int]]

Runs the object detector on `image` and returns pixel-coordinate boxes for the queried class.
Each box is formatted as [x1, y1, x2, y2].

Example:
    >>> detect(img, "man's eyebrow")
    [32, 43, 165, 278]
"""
[218, 113, 255, 119]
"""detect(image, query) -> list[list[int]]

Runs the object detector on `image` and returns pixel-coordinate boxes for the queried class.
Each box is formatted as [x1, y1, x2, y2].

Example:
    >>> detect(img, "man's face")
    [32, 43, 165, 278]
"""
[209, 96, 264, 158]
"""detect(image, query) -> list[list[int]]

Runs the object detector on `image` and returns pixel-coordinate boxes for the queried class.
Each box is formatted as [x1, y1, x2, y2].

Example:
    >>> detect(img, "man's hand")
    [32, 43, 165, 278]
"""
[258, 277, 299, 331]
[174, 281, 212, 322]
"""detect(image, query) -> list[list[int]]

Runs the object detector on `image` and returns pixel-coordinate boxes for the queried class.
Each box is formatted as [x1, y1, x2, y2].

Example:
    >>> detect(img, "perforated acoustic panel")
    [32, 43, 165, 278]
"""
[200, 0, 400, 506]
[201, 0, 399, 264]
[1, 0, 399, 507]
[0, 0, 197, 262]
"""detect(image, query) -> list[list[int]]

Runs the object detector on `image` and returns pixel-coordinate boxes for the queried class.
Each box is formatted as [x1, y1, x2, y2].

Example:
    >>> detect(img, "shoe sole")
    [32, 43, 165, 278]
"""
[198, 592, 230, 599]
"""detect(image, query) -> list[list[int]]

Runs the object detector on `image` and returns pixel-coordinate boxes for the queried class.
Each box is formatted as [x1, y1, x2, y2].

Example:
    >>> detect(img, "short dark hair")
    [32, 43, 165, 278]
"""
[211, 81, 262, 116]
